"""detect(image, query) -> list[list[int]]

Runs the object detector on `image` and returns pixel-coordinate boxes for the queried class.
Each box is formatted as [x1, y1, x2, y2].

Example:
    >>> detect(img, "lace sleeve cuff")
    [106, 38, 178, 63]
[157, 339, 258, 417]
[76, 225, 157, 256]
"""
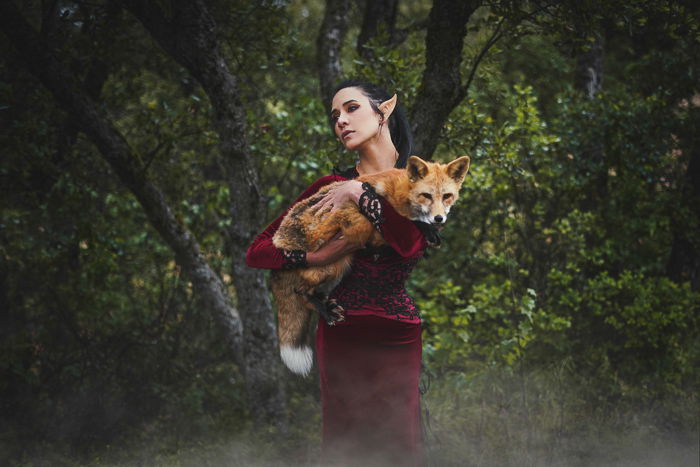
[358, 182, 385, 232]
[281, 249, 307, 269]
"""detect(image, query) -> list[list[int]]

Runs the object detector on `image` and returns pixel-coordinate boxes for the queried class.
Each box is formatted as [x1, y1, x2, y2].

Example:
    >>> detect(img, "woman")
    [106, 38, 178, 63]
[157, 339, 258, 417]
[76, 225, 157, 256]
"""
[246, 79, 428, 467]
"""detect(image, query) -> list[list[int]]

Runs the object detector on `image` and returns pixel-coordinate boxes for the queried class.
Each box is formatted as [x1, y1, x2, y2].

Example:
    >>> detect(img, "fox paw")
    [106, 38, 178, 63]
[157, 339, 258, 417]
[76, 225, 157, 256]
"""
[321, 299, 345, 326]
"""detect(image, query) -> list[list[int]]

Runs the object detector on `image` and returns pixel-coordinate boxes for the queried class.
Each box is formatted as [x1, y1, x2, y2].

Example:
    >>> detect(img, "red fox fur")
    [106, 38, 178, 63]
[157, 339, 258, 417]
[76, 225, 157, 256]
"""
[271, 155, 470, 375]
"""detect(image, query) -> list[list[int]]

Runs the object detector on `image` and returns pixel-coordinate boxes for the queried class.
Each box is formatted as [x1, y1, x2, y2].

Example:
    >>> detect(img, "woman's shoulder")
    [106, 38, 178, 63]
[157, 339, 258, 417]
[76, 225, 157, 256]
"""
[306, 175, 340, 191]
[295, 173, 345, 200]
[308, 166, 358, 188]
[294, 167, 358, 201]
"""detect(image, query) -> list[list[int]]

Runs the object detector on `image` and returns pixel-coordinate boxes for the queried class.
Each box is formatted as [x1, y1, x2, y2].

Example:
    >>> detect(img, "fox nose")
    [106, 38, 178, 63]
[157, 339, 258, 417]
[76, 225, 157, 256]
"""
[433, 215, 444, 224]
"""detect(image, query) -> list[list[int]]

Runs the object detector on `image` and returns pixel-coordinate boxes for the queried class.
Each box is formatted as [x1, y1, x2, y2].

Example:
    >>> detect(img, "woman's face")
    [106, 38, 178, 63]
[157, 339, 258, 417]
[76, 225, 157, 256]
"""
[330, 87, 383, 151]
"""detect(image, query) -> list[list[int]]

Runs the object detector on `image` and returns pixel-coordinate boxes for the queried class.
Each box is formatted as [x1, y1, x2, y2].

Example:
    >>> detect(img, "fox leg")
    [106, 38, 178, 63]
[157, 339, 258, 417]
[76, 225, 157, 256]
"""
[323, 298, 345, 325]
[302, 256, 353, 324]
[296, 288, 345, 326]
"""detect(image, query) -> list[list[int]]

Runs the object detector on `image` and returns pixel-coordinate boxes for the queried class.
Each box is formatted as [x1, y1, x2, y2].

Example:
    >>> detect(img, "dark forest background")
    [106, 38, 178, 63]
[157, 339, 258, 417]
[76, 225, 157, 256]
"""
[1, 1, 699, 465]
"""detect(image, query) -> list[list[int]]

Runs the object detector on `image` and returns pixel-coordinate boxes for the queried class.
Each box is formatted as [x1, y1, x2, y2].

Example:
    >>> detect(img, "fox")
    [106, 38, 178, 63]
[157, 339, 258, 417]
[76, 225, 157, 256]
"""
[271, 155, 470, 376]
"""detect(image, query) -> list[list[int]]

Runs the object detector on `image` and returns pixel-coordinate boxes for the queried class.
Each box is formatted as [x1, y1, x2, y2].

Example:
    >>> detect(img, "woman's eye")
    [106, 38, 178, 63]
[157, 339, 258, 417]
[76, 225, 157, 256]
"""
[421, 193, 433, 200]
[348, 105, 359, 112]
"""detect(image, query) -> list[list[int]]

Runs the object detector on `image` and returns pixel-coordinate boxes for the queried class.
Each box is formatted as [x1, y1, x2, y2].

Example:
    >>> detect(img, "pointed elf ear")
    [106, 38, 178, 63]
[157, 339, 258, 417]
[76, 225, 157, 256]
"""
[446, 156, 471, 184]
[378, 94, 397, 121]
[407, 156, 429, 181]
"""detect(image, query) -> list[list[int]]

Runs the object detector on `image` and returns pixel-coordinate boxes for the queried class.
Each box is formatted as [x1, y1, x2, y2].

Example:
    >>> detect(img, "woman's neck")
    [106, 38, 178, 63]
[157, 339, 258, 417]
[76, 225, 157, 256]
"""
[355, 131, 397, 176]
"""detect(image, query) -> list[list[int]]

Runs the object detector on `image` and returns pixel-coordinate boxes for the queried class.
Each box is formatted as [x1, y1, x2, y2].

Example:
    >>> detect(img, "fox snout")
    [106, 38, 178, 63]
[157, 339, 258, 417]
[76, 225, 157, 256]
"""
[411, 197, 454, 226]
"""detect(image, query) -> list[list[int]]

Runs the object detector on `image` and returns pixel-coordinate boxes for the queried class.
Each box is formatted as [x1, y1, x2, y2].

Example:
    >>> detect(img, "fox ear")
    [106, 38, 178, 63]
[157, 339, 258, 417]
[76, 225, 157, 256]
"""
[446, 156, 470, 184]
[407, 156, 429, 181]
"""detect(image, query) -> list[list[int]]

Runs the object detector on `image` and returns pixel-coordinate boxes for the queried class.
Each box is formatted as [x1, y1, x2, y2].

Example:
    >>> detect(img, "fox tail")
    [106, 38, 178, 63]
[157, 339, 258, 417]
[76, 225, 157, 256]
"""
[271, 271, 315, 376]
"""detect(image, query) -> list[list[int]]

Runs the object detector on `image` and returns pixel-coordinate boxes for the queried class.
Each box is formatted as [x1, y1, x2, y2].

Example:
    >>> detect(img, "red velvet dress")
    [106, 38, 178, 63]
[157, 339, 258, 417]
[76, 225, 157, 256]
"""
[246, 169, 427, 467]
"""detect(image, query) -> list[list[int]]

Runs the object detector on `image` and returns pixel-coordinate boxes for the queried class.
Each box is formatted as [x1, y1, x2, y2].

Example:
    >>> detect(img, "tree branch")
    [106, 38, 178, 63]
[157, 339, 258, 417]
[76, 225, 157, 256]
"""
[316, 0, 351, 104]
[390, 18, 429, 48]
[357, 0, 399, 59]
[460, 15, 506, 101]
[410, 0, 480, 158]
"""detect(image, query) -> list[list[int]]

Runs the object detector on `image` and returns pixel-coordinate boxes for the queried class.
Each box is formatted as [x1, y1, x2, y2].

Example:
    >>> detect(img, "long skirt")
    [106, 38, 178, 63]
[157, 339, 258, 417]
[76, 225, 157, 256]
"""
[316, 314, 424, 467]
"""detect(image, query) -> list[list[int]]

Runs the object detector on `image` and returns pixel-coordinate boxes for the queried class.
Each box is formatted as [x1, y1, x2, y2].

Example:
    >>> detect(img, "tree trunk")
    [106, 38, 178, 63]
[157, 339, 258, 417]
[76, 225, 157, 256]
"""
[574, 29, 607, 204]
[410, 0, 480, 159]
[357, 0, 399, 60]
[0, 0, 245, 364]
[667, 109, 700, 290]
[574, 31, 604, 99]
[118, 0, 288, 430]
[317, 0, 351, 104]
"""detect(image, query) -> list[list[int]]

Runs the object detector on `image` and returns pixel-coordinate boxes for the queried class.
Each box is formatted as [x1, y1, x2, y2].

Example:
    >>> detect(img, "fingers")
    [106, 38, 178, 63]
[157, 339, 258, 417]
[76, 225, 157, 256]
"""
[313, 202, 333, 216]
[328, 231, 343, 242]
[312, 198, 340, 216]
[309, 198, 333, 215]
[310, 187, 344, 214]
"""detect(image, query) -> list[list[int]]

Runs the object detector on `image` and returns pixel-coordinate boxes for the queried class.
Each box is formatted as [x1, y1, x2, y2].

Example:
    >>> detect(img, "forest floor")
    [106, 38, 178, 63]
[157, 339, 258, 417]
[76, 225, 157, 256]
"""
[6, 421, 697, 466]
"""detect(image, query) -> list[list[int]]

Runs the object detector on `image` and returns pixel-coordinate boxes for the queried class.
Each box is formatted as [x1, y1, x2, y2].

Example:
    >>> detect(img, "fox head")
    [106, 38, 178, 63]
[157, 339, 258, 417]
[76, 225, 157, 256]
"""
[406, 155, 471, 226]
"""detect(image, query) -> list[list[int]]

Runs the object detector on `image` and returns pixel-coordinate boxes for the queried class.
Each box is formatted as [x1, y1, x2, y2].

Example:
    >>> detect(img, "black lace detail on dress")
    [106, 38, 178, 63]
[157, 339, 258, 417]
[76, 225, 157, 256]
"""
[329, 250, 422, 321]
[358, 182, 384, 232]
[281, 249, 307, 269]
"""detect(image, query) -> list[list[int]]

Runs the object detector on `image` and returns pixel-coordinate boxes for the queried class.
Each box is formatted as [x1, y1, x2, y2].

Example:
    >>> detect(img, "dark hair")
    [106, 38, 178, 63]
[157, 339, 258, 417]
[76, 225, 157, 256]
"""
[331, 79, 414, 169]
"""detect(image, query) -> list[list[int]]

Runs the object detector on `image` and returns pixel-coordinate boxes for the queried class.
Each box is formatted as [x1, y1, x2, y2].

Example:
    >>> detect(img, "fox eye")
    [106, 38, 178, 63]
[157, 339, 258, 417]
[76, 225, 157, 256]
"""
[420, 193, 433, 200]
[443, 193, 453, 201]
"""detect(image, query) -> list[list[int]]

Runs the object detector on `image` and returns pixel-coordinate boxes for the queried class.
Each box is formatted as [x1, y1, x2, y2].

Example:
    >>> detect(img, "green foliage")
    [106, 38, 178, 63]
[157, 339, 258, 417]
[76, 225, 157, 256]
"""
[415, 54, 700, 420]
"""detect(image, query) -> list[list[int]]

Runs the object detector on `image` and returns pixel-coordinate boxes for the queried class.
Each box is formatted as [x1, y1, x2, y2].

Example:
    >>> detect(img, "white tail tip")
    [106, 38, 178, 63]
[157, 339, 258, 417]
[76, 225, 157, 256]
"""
[280, 345, 313, 377]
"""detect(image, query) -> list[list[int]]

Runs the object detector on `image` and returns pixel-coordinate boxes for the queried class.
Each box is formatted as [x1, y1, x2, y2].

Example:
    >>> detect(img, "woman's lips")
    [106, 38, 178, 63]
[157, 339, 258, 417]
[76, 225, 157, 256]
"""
[342, 130, 354, 139]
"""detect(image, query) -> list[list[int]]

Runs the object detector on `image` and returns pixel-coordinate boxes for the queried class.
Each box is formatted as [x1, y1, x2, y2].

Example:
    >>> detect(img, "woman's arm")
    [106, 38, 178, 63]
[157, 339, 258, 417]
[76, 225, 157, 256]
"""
[246, 175, 342, 270]
[306, 233, 364, 266]
[358, 183, 427, 257]
[314, 181, 427, 258]
[245, 214, 303, 270]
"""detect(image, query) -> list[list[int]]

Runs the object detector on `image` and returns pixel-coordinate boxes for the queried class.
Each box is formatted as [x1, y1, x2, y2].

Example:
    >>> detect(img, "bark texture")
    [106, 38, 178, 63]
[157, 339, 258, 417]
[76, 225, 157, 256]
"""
[317, 0, 351, 104]
[667, 109, 700, 290]
[357, 0, 399, 59]
[574, 29, 607, 204]
[117, 0, 288, 429]
[410, 0, 480, 159]
[0, 1, 244, 362]
[574, 31, 604, 99]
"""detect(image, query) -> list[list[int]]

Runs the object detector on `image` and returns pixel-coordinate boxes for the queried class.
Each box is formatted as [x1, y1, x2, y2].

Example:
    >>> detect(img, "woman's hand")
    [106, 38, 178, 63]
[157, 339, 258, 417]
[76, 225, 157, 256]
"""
[312, 180, 364, 215]
[306, 233, 364, 267]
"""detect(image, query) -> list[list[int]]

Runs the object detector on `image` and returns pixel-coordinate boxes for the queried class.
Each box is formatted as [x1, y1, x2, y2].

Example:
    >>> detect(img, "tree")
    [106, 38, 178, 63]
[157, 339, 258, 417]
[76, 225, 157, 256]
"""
[410, 0, 482, 158]
[0, 0, 287, 429]
[316, 0, 351, 104]
[116, 0, 288, 431]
